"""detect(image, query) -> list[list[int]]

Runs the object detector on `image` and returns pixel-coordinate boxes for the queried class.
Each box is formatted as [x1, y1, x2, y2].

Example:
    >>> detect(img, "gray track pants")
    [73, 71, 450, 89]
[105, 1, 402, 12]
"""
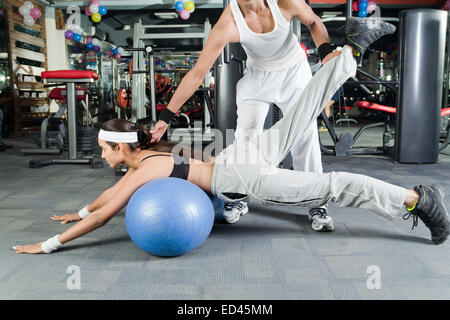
[211, 46, 407, 220]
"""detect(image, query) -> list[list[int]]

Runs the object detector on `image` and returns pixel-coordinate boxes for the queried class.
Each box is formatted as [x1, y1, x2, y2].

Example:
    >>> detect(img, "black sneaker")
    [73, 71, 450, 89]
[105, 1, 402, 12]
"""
[345, 17, 396, 63]
[403, 185, 449, 245]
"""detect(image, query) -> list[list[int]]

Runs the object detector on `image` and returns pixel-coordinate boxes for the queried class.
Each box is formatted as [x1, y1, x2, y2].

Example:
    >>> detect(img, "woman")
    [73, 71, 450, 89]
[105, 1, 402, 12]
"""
[13, 24, 449, 254]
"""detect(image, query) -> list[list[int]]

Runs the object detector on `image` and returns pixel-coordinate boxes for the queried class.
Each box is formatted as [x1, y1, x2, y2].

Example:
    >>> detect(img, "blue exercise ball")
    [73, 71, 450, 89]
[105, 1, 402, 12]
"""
[125, 178, 215, 257]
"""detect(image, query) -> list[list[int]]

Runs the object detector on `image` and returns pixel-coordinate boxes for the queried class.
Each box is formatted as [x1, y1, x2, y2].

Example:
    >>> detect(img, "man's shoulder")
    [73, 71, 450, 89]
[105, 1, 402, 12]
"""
[276, 0, 304, 12]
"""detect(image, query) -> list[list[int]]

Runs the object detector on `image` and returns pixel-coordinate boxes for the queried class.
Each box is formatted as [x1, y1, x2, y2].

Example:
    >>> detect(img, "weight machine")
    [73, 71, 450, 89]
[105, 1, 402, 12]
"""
[129, 20, 214, 143]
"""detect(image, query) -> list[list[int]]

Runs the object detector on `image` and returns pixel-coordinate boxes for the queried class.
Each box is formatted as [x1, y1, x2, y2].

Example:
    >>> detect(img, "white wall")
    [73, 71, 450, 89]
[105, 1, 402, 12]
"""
[45, 7, 68, 112]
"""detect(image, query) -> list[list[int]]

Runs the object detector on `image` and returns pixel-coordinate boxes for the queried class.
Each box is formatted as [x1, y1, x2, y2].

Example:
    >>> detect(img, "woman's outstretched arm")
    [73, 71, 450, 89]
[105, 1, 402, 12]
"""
[13, 162, 166, 254]
[50, 168, 137, 224]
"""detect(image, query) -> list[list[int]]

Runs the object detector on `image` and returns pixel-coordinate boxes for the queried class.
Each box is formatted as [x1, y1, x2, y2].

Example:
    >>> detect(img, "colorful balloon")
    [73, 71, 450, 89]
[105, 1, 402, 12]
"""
[93, 45, 101, 53]
[86, 43, 94, 50]
[91, 0, 101, 5]
[106, 49, 113, 57]
[23, 15, 34, 26]
[179, 9, 190, 20]
[89, 4, 99, 14]
[30, 8, 41, 19]
[18, 5, 30, 17]
[73, 33, 82, 42]
[91, 13, 101, 23]
[358, 9, 368, 18]
[359, 1, 368, 10]
[91, 38, 101, 46]
[85, 36, 93, 43]
[23, 1, 34, 9]
[98, 6, 107, 15]
[367, 1, 376, 12]
[185, 1, 195, 12]
[114, 53, 122, 59]
[175, 1, 185, 11]
[352, 1, 359, 11]
[85, 6, 92, 16]
[65, 30, 74, 39]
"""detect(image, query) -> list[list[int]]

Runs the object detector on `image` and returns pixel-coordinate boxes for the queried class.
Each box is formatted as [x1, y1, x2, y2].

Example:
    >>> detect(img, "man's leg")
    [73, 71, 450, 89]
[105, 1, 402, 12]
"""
[223, 89, 271, 224]
[253, 16, 397, 166]
[289, 122, 335, 231]
[254, 45, 358, 169]
[281, 79, 335, 231]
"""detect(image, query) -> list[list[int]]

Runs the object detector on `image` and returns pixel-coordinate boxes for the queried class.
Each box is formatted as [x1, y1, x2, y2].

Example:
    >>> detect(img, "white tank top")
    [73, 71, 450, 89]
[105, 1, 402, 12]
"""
[230, 0, 305, 71]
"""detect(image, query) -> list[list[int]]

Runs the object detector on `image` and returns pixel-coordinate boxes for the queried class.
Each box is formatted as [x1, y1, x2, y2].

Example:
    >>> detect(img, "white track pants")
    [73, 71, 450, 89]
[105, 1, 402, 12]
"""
[212, 46, 407, 219]
[234, 55, 321, 173]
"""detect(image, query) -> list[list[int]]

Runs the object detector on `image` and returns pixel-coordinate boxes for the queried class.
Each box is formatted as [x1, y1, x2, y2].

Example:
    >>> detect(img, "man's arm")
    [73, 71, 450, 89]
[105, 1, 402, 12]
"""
[150, 6, 240, 143]
[278, 0, 329, 47]
[280, 0, 339, 64]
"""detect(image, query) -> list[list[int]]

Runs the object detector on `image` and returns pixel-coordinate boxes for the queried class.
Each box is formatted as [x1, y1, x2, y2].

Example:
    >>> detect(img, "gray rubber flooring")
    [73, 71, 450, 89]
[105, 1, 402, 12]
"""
[0, 127, 449, 300]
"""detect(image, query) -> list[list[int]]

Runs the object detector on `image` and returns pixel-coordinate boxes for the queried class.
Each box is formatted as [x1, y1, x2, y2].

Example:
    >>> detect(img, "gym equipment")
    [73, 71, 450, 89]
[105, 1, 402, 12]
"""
[394, 9, 447, 163]
[130, 21, 214, 145]
[29, 70, 104, 168]
[125, 178, 215, 257]
[130, 21, 211, 123]
[117, 88, 131, 109]
[215, 42, 246, 149]
[20, 87, 68, 154]
[21, 87, 95, 155]
[320, 99, 450, 156]
[441, 110, 450, 152]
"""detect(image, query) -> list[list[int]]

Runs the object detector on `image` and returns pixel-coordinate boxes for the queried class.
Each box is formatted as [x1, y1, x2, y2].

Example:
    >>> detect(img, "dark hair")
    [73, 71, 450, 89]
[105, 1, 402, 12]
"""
[101, 119, 203, 160]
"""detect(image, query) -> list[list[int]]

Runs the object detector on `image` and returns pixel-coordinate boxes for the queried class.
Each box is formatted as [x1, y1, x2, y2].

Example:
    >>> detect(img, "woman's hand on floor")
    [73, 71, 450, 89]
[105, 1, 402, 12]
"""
[13, 243, 45, 254]
[51, 213, 81, 224]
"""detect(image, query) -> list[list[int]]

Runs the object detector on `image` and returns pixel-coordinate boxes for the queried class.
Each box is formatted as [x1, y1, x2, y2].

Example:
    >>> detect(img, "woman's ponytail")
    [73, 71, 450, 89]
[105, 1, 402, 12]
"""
[136, 123, 153, 149]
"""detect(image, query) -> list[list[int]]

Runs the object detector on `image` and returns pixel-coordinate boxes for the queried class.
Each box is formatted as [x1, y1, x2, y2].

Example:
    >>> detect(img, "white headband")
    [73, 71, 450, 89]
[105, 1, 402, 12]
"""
[98, 129, 138, 143]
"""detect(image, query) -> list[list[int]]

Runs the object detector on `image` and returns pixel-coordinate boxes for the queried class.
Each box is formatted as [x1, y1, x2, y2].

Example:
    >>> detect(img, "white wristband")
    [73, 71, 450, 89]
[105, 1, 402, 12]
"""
[41, 234, 63, 254]
[78, 205, 91, 219]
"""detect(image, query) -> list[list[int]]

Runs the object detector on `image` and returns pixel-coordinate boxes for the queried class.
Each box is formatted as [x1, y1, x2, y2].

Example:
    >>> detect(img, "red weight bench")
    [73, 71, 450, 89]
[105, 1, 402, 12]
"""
[28, 70, 103, 168]
[355, 101, 450, 152]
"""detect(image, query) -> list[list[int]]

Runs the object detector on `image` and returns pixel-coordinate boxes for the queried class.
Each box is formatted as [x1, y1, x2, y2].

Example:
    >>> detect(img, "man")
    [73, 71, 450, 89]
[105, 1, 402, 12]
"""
[150, 0, 341, 230]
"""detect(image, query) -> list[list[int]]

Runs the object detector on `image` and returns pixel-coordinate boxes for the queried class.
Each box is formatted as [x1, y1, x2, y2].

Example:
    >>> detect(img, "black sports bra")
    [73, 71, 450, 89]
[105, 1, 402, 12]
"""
[140, 154, 190, 180]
